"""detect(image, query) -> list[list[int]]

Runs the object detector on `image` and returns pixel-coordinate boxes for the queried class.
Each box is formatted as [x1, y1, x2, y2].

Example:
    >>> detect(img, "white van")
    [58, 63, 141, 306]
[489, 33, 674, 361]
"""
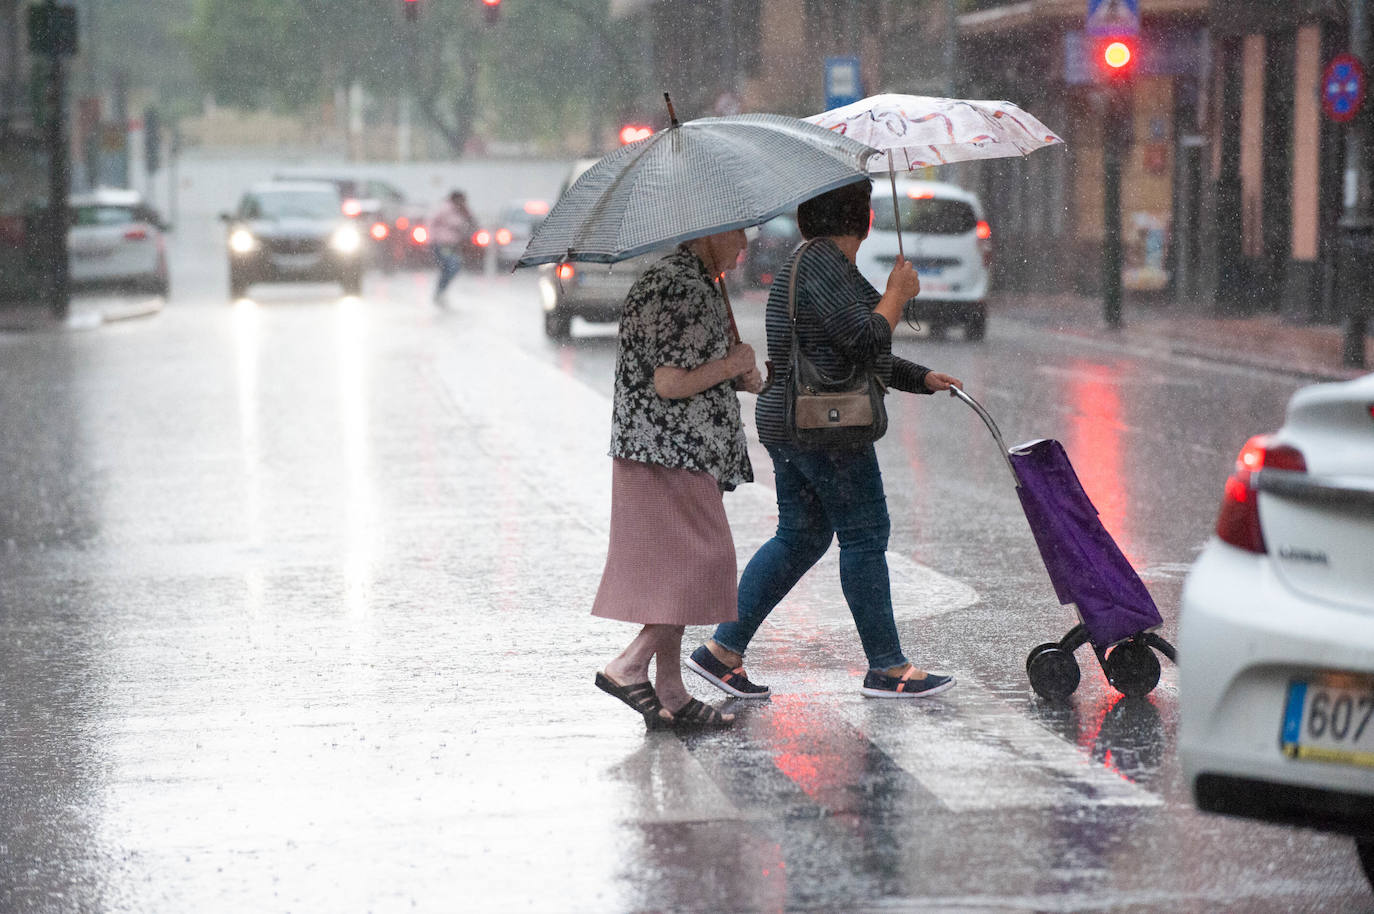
[855, 179, 991, 340]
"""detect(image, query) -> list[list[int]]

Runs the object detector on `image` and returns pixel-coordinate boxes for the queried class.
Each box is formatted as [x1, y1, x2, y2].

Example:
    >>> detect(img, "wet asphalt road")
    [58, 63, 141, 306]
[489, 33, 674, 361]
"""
[2, 162, 1373, 913]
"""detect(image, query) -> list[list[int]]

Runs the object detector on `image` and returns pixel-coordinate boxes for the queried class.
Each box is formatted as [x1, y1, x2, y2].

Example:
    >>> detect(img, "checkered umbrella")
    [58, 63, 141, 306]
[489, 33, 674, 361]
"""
[513, 112, 877, 268]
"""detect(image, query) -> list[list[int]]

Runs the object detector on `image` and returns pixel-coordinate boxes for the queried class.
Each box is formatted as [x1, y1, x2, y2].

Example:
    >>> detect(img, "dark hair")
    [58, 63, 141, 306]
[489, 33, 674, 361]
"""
[797, 179, 872, 239]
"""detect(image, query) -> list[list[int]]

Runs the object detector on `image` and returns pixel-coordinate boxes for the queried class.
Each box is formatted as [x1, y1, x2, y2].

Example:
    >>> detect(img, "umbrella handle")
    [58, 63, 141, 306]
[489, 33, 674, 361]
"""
[888, 151, 905, 261]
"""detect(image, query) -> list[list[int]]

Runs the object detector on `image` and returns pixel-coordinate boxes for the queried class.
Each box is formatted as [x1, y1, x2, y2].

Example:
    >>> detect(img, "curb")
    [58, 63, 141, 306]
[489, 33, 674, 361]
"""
[0, 295, 163, 332]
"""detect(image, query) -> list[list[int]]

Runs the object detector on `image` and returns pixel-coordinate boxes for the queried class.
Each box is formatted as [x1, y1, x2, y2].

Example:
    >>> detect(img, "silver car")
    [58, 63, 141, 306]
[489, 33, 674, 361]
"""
[537, 159, 662, 341]
[68, 188, 170, 296]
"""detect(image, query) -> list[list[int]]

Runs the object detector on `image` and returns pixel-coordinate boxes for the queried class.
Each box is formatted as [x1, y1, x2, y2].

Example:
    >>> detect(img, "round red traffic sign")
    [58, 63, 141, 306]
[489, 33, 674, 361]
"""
[1322, 53, 1367, 123]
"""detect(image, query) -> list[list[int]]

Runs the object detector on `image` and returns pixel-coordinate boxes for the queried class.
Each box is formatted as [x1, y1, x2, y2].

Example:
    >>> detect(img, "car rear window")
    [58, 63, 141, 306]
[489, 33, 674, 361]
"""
[72, 205, 137, 227]
[872, 198, 977, 235]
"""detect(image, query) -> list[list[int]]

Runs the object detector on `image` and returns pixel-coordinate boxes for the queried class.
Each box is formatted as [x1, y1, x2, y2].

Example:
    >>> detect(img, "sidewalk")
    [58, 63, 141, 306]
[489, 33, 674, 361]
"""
[0, 294, 163, 331]
[991, 291, 1372, 383]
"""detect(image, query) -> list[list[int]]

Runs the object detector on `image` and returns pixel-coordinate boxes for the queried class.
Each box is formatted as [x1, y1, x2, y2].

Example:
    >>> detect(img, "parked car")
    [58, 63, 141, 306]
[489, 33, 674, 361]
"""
[538, 159, 660, 341]
[486, 198, 550, 271]
[68, 188, 169, 296]
[1178, 372, 1374, 891]
[221, 181, 365, 298]
[741, 213, 801, 288]
[854, 179, 991, 340]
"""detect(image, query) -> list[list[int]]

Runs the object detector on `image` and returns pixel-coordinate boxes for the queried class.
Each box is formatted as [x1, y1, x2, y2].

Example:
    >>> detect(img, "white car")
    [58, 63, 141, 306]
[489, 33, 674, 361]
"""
[1179, 372, 1374, 890]
[68, 188, 170, 296]
[854, 178, 991, 340]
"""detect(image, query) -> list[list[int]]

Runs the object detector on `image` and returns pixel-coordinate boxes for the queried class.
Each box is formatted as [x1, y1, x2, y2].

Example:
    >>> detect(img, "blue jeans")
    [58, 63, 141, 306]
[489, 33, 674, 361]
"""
[712, 443, 906, 670]
[434, 245, 461, 293]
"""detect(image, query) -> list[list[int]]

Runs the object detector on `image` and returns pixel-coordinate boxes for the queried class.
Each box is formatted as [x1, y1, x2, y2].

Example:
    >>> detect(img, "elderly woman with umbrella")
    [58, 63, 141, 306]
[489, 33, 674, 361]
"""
[516, 106, 879, 729]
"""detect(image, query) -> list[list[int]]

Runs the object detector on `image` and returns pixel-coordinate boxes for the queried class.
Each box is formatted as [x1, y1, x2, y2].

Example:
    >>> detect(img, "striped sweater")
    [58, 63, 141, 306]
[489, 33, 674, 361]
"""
[755, 237, 932, 446]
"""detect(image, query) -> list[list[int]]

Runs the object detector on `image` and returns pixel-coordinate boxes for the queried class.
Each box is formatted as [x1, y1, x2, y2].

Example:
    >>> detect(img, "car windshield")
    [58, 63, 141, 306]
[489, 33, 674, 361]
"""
[246, 190, 339, 220]
[872, 198, 977, 235]
[71, 205, 138, 227]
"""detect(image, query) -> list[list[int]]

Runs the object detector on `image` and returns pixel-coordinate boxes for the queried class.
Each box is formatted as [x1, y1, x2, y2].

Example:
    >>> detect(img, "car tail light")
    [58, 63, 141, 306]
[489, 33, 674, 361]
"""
[495, 228, 513, 246]
[396, 216, 410, 231]
[556, 263, 575, 280]
[976, 220, 992, 267]
[906, 189, 935, 199]
[473, 230, 492, 246]
[411, 225, 428, 245]
[123, 228, 148, 241]
[370, 222, 389, 241]
[1214, 434, 1307, 553]
[342, 199, 362, 218]
[524, 200, 550, 216]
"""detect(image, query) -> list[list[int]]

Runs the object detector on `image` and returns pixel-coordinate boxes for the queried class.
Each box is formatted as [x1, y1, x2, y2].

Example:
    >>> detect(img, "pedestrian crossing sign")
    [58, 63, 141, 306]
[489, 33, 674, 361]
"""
[1086, 0, 1139, 37]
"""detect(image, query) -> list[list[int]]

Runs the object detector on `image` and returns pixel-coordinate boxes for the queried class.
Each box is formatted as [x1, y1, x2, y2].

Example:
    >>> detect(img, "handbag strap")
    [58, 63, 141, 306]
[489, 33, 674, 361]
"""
[786, 239, 821, 365]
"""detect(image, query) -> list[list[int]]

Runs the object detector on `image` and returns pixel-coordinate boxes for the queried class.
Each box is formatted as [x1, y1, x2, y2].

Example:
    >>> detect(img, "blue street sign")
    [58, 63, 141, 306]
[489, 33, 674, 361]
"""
[824, 57, 863, 111]
[1322, 54, 1366, 123]
[1086, 0, 1139, 37]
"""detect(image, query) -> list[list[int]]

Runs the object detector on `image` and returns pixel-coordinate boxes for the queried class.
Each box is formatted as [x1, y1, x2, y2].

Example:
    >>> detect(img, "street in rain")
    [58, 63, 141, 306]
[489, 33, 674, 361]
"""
[2, 1, 1373, 912]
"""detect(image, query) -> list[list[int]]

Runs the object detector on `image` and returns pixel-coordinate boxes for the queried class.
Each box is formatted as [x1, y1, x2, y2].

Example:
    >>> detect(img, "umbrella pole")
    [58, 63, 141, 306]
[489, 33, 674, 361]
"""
[718, 274, 741, 344]
[888, 151, 905, 261]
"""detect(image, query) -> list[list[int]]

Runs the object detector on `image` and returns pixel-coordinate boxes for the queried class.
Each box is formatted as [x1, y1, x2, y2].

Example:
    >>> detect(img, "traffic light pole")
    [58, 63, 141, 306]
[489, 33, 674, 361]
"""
[1341, 0, 1370, 368]
[1102, 83, 1126, 330]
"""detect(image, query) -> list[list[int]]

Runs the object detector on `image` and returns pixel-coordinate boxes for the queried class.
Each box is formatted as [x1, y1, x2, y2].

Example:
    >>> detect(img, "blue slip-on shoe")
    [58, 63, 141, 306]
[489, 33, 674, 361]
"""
[860, 667, 956, 699]
[686, 645, 771, 699]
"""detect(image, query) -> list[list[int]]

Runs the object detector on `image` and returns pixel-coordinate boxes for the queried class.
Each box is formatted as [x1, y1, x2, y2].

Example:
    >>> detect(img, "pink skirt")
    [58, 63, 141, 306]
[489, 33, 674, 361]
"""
[591, 458, 739, 625]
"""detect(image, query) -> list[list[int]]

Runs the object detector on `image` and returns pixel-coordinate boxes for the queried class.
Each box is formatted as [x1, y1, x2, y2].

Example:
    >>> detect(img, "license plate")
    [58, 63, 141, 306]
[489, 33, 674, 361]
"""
[271, 253, 323, 271]
[915, 266, 944, 277]
[1280, 676, 1374, 768]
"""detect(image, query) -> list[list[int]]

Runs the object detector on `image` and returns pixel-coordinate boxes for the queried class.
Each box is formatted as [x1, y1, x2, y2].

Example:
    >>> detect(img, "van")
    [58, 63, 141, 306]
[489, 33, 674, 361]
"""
[855, 179, 991, 341]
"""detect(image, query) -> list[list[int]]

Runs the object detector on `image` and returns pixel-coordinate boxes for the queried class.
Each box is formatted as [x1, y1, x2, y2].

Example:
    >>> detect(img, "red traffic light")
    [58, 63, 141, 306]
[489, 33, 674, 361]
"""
[1094, 36, 1136, 78]
[619, 124, 653, 145]
[1103, 40, 1132, 69]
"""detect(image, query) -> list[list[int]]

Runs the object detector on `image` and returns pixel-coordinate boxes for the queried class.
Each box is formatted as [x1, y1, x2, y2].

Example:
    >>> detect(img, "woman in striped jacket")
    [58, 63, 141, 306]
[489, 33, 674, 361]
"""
[687, 180, 963, 700]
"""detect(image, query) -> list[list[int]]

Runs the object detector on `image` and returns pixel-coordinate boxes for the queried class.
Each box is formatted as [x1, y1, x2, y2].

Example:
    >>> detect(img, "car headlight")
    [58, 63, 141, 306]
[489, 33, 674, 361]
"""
[330, 225, 362, 255]
[228, 228, 259, 254]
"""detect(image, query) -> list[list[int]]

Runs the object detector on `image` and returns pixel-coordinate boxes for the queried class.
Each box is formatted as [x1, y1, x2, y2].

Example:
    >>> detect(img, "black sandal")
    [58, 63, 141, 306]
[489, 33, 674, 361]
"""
[595, 672, 672, 729]
[669, 697, 735, 730]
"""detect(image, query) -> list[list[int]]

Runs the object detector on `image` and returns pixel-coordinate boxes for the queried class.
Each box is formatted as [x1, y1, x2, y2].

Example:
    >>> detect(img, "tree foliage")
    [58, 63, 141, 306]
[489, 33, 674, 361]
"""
[186, 0, 651, 156]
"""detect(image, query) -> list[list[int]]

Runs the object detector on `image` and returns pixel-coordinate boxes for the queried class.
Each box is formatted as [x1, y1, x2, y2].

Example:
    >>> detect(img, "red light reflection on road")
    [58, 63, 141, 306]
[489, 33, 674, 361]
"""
[1062, 362, 1137, 563]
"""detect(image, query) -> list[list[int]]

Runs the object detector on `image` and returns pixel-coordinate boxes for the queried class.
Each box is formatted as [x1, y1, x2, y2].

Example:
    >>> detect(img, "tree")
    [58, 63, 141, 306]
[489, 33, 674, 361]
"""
[185, 0, 652, 157]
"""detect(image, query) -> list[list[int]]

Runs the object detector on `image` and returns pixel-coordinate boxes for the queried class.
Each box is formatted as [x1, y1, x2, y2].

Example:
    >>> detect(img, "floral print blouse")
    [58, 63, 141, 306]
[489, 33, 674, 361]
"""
[609, 246, 753, 491]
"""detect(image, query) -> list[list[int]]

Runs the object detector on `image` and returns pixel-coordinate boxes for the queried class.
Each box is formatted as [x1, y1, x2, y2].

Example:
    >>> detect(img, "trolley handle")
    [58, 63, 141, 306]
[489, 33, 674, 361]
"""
[949, 386, 1018, 484]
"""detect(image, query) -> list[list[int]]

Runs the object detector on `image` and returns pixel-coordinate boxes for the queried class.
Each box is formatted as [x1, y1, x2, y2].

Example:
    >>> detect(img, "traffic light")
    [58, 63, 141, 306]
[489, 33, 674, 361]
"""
[480, 0, 500, 25]
[403, 0, 419, 22]
[1094, 35, 1136, 80]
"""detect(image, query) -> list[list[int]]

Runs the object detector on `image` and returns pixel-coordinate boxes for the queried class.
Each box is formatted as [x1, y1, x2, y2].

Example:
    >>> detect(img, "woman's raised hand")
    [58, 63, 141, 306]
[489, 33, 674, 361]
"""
[885, 257, 922, 302]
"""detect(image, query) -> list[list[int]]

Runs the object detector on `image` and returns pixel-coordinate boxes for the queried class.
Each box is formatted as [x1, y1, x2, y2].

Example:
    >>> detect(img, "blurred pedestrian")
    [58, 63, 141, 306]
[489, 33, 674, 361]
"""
[593, 228, 764, 731]
[428, 190, 475, 303]
[687, 180, 963, 700]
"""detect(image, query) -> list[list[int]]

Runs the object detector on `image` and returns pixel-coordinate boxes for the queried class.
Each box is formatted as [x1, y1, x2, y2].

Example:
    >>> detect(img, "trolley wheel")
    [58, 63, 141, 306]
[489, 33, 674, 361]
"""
[1104, 641, 1162, 698]
[1028, 647, 1080, 701]
[1025, 642, 1061, 673]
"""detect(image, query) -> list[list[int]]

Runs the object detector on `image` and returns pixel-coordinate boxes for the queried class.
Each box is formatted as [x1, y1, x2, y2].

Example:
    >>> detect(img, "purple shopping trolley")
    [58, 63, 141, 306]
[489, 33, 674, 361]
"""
[953, 387, 1176, 700]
